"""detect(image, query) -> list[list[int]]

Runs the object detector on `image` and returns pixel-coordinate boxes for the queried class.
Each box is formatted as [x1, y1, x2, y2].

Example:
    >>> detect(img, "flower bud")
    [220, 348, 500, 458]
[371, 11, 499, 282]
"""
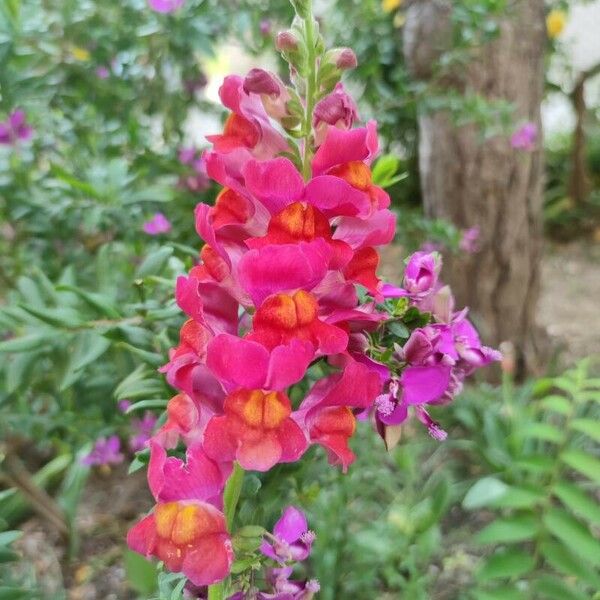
[276, 30, 299, 52]
[313, 83, 358, 144]
[243, 68, 280, 96]
[331, 47, 358, 70]
[243, 69, 291, 121]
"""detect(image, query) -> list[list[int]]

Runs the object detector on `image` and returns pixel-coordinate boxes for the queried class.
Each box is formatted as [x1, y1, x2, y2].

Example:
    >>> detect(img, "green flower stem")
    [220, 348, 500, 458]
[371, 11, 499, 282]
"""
[207, 463, 245, 600]
[301, 0, 318, 180]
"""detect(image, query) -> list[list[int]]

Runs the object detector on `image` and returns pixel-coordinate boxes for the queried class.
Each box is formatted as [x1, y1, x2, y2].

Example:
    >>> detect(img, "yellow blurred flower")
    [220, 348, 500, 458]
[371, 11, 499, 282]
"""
[71, 46, 90, 61]
[393, 12, 406, 28]
[382, 0, 403, 14]
[546, 9, 567, 39]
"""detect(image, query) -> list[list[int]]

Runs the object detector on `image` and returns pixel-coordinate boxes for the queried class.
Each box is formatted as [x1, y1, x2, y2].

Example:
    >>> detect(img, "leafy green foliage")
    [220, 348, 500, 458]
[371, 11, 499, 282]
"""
[461, 360, 600, 599]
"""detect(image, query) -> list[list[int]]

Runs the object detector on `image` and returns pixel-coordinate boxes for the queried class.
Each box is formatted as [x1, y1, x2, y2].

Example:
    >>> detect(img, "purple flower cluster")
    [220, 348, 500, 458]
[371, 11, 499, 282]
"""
[375, 252, 501, 441]
[0, 110, 33, 146]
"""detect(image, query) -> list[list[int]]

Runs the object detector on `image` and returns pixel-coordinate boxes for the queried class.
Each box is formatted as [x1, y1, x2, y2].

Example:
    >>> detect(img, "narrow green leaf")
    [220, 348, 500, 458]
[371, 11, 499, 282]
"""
[473, 585, 526, 600]
[463, 477, 509, 510]
[19, 304, 82, 328]
[476, 515, 539, 545]
[553, 481, 600, 525]
[521, 422, 564, 443]
[0, 334, 48, 353]
[490, 485, 545, 509]
[539, 395, 571, 415]
[561, 450, 600, 485]
[0, 531, 22, 546]
[532, 575, 589, 600]
[570, 418, 600, 443]
[55, 285, 121, 319]
[135, 246, 173, 278]
[60, 332, 111, 390]
[540, 540, 600, 589]
[476, 549, 535, 580]
[125, 399, 169, 413]
[542, 507, 600, 565]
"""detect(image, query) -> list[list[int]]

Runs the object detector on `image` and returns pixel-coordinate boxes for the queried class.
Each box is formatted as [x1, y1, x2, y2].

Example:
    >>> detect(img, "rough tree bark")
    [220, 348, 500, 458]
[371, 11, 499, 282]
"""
[403, 0, 546, 375]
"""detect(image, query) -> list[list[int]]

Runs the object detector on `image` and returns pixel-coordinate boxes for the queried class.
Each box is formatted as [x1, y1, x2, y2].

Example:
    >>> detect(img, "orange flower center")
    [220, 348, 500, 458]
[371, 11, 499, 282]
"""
[226, 389, 291, 430]
[223, 113, 259, 149]
[328, 161, 372, 192]
[254, 290, 318, 331]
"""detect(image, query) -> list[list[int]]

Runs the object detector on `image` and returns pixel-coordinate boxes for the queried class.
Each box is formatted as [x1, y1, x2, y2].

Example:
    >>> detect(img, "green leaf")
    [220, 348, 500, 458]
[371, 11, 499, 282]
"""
[473, 586, 526, 600]
[116, 342, 163, 366]
[463, 477, 509, 510]
[539, 394, 571, 415]
[490, 485, 545, 509]
[570, 418, 600, 443]
[19, 304, 82, 328]
[0, 531, 21, 546]
[561, 450, 600, 485]
[125, 399, 169, 413]
[540, 540, 600, 589]
[0, 549, 20, 563]
[135, 246, 174, 278]
[542, 507, 600, 565]
[521, 422, 564, 443]
[0, 587, 29, 600]
[60, 332, 111, 390]
[476, 515, 539, 545]
[55, 285, 121, 319]
[0, 334, 48, 353]
[124, 549, 157, 595]
[553, 480, 600, 525]
[476, 549, 535, 580]
[514, 454, 555, 474]
[532, 575, 589, 600]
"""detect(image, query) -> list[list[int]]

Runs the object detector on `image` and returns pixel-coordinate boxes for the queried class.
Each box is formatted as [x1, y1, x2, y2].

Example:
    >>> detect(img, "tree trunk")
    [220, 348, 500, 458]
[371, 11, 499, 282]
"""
[403, 0, 546, 375]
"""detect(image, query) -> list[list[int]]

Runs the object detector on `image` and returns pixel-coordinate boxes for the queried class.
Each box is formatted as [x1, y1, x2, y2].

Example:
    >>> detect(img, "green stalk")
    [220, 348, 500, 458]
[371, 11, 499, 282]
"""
[301, 0, 318, 180]
[207, 463, 245, 600]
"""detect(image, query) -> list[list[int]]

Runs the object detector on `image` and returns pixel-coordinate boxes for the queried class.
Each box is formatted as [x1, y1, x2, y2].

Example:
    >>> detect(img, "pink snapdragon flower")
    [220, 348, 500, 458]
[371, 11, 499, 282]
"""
[81, 436, 124, 466]
[0, 110, 33, 145]
[511, 122, 537, 151]
[143, 212, 172, 235]
[148, 0, 185, 13]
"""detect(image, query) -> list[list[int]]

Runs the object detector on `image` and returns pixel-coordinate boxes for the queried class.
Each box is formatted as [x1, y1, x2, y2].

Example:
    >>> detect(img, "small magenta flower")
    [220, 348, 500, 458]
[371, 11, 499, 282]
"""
[260, 19, 272, 35]
[0, 110, 33, 145]
[143, 212, 172, 235]
[459, 227, 480, 253]
[81, 436, 124, 466]
[511, 122, 537, 151]
[129, 411, 158, 453]
[261, 506, 315, 563]
[95, 66, 110, 79]
[148, 0, 185, 12]
[118, 399, 132, 413]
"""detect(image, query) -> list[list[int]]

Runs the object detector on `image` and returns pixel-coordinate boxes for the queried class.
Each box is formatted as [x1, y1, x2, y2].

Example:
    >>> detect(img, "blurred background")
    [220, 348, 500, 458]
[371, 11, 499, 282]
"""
[0, 0, 599, 598]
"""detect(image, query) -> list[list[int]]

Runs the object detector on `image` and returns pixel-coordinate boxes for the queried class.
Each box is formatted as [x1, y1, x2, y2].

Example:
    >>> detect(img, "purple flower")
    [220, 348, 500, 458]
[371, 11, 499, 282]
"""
[148, 0, 185, 12]
[81, 436, 124, 466]
[511, 122, 537, 151]
[178, 146, 196, 165]
[118, 399, 132, 413]
[260, 19, 272, 35]
[143, 212, 171, 235]
[403, 251, 441, 295]
[261, 506, 314, 564]
[0, 110, 33, 145]
[459, 227, 480, 253]
[129, 411, 158, 453]
[95, 66, 110, 79]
